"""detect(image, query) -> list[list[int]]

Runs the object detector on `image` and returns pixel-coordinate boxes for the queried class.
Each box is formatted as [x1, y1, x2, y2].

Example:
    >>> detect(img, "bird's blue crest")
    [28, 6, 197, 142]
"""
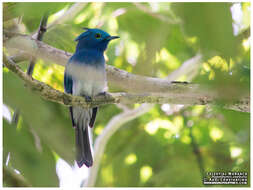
[74, 29, 89, 41]
[74, 28, 119, 52]
[75, 28, 110, 41]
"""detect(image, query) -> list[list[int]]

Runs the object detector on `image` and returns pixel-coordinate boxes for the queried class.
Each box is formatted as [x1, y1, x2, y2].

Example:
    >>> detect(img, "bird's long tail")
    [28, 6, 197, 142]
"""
[73, 107, 93, 168]
[75, 124, 93, 167]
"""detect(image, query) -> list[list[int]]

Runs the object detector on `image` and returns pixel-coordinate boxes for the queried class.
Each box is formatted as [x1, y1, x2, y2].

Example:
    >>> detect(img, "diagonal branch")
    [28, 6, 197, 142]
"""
[5, 34, 193, 93]
[3, 53, 250, 112]
[4, 33, 250, 96]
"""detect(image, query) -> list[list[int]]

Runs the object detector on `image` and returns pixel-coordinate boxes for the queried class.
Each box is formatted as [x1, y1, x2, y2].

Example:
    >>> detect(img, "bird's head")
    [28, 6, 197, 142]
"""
[75, 28, 119, 52]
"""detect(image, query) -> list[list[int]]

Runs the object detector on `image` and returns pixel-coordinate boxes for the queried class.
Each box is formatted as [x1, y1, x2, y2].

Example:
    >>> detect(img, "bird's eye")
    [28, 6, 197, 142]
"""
[95, 33, 101, 39]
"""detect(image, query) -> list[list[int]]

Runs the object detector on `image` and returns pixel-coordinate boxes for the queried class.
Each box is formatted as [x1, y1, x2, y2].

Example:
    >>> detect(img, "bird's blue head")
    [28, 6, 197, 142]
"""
[75, 28, 119, 52]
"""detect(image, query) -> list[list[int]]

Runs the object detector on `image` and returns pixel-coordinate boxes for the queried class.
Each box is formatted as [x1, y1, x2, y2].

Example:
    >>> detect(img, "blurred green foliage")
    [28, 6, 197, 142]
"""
[172, 3, 236, 59]
[3, 2, 250, 187]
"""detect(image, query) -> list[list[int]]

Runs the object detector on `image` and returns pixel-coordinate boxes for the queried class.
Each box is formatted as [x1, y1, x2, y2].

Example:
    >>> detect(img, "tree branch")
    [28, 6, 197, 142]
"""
[5, 33, 196, 93]
[4, 33, 250, 99]
[4, 34, 71, 66]
[3, 53, 250, 113]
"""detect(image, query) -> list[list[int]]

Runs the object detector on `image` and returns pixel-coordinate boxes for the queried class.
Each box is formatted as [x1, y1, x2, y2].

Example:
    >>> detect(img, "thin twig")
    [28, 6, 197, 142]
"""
[13, 13, 49, 127]
[27, 13, 49, 75]
[189, 126, 205, 180]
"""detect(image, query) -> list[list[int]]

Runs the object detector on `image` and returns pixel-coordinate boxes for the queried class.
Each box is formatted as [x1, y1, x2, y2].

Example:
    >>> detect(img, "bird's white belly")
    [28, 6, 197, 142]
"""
[71, 65, 107, 97]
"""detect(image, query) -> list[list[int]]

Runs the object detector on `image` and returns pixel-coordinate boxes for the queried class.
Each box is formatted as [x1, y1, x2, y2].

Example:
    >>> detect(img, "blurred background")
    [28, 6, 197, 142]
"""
[3, 2, 250, 187]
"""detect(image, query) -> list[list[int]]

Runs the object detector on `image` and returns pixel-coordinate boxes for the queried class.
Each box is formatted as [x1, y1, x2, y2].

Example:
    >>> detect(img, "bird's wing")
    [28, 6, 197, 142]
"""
[64, 70, 73, 94]
[64, 70, 75, 127]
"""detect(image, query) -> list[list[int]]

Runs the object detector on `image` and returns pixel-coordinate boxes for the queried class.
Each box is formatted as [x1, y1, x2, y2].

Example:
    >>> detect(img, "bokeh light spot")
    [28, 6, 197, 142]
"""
[210, 127, 223, 142]
[140, 165, 152, 183]
[124, 153, 137, 165]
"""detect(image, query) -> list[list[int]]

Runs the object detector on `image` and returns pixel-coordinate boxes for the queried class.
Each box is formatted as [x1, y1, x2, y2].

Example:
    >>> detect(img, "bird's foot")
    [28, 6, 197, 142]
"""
[98, 92, 106, 96]
[82, 95, 92, 102]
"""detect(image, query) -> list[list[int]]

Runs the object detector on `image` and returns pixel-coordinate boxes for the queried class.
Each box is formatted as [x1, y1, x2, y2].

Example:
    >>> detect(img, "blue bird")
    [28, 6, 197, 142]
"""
[64, 28, 119, 167]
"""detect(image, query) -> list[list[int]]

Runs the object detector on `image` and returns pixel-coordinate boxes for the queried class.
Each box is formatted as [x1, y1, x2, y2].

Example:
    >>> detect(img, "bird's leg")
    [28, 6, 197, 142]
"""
[81, 94, 92, 102]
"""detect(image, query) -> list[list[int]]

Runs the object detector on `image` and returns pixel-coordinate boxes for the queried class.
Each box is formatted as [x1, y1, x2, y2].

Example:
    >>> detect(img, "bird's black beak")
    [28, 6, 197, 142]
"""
[107, 36, 120, 41]
[82, 27, 90, 30]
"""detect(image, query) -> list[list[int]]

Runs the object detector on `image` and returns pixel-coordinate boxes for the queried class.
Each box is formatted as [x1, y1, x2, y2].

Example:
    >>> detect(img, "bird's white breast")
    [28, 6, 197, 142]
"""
[66, 62, 107, 97]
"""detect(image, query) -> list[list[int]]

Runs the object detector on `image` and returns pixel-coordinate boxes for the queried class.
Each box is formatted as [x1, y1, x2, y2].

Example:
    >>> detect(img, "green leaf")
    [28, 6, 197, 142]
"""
[3, 119, 58, 187]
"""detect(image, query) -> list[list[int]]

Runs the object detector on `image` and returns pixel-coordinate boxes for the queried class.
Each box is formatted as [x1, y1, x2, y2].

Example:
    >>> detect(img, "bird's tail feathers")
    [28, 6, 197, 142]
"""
[75, 124, 93, 168]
